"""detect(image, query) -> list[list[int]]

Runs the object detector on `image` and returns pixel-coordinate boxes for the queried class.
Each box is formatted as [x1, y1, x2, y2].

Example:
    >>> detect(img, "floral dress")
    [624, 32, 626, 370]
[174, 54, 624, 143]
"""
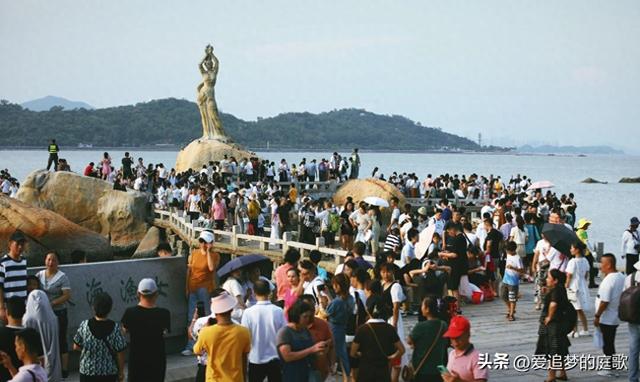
[73, 319, 127, 379]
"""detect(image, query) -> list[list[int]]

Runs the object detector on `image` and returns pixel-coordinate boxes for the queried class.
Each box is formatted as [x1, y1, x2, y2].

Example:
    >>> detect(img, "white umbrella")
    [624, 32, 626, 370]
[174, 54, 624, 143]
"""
[415, 224, 436, 260]
[363, 196, 389, 208]
[528, 180, 554, 189]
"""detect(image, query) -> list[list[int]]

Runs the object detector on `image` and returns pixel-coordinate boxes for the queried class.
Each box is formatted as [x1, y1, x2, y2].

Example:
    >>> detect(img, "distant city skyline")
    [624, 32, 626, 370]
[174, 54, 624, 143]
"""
[1, 1, 639, 152]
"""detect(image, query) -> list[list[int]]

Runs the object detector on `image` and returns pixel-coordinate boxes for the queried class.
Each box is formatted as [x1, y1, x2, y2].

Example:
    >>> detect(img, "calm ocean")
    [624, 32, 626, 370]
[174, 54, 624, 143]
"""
[2, 149, 638, 261]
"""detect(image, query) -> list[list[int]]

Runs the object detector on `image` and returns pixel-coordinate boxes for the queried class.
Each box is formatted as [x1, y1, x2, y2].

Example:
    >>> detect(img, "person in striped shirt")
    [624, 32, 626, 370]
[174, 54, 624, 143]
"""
[0, 231, 28, 323]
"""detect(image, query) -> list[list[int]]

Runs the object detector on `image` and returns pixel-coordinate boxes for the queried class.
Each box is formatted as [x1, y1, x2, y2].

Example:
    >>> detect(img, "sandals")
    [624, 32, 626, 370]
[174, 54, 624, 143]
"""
[508, 315, 516, 321]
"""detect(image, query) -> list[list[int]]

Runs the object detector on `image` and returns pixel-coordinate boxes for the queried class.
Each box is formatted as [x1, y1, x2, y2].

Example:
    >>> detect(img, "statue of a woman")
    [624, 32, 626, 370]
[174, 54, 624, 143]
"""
[197, 45, 229, 141]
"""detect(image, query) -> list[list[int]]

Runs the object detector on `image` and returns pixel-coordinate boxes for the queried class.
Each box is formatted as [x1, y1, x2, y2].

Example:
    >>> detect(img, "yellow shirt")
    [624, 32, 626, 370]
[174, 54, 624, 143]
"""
[194, 323, 251, 382]
[289, 187, 298, 203]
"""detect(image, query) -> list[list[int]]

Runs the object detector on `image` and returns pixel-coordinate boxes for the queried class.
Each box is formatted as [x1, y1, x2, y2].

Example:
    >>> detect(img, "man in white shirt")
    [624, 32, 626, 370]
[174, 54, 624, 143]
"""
[133, 174, 145, 191]
[428, 208, 446, 238]
[594, 254, 626, 377]
[622, 217, 640, 275]
[388, 197, 401, 233]
[241, 279, 286, 382]
[299, 260, 326, 307]
[401, 229, 418, 266]
[625, 260, 640, 382]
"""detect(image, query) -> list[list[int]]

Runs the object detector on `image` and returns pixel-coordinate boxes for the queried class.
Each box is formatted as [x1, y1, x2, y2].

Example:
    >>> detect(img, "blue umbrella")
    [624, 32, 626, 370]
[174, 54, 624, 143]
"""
[217, 254, 270, 278]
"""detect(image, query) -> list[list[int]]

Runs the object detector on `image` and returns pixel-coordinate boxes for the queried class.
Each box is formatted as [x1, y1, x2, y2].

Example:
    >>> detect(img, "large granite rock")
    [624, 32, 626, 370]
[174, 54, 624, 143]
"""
[132, 226, 165, 258]
[620, 177, 640, 183]
[581, 177, 608, 184]
[16, 170, 150, 252]
[175, 138, 255, 173]
[0, 194, 112, 265]
[333, 178, 406, 212]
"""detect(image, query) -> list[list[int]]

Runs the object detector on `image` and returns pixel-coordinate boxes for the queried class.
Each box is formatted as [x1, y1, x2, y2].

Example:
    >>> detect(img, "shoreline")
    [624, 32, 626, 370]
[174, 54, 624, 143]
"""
[0, 146, 629, 157]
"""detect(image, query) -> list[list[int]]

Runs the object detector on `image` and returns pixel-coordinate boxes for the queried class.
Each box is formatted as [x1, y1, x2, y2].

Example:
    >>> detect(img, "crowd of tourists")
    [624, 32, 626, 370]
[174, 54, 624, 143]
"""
[0, 170, 19, 198]
[2, 210, 639, 381]
[0, 143, 635, 381]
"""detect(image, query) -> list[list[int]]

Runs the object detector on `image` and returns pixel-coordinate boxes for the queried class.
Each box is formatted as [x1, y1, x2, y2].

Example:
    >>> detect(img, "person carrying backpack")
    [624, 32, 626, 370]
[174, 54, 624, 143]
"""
[622, 259, 640, 382]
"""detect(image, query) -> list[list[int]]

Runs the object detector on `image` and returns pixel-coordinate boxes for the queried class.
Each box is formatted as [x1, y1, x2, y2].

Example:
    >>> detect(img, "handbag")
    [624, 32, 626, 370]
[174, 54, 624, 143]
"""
[401, 321, 445, 381]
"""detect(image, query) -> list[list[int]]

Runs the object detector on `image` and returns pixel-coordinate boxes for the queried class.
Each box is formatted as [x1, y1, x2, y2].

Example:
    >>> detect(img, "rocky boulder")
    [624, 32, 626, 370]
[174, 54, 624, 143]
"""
[16, 170, 150, 252]
[581, 177, 608, 184]
[175, 138, 256, 173]
[0, 194, 112, 265]
[333, 178, 406, 212]
[132, 227, 166, 258]
[620, 177, 640, 183]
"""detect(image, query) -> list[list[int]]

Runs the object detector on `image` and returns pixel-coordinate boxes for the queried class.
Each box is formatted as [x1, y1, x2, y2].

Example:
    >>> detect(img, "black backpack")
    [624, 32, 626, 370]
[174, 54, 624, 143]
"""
[559, 299, 578, 335]
[619, 271, 640, 324]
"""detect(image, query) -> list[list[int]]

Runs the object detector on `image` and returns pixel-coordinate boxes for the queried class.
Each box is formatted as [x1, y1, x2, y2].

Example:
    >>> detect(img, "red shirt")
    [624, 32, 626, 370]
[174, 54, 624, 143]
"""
[83, 165, 93, 176]
[308, 317, 333, 378]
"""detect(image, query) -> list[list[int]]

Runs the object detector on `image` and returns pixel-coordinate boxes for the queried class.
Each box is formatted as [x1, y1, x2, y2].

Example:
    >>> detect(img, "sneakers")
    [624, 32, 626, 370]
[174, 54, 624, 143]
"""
[181, 349, 194, 356]
[597, 370, 619, 377]
[578, 330, 590, 337]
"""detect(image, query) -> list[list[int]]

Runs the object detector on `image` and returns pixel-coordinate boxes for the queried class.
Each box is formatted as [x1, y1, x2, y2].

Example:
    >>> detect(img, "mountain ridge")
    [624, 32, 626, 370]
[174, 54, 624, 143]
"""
[21, 95, 94, 111]
[0, 98, 497, 151]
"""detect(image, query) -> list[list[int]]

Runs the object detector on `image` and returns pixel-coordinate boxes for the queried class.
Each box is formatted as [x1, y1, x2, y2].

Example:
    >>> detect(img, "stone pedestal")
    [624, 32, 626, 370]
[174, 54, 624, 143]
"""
[175, 138, 255, 173]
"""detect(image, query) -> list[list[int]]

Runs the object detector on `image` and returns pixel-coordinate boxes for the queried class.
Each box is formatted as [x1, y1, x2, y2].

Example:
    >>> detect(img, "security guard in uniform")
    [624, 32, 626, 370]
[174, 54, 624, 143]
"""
[46, 139, 59, 171]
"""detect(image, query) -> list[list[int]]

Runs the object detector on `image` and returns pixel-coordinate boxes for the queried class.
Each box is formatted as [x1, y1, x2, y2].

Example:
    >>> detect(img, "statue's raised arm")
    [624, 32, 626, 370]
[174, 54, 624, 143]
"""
[210, 49, 219, 77]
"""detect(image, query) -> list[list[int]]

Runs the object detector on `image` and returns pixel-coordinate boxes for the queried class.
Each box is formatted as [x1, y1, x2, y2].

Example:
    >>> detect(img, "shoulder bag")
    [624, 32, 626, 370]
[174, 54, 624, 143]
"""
[366, 323, 393, 370]
[401, 321, 445, 381]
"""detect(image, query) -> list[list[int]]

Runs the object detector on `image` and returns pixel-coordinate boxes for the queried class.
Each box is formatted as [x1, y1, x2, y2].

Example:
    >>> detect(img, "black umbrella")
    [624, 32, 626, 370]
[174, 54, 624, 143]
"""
[542, 223, 578, 254]
[217, 254, 270, 278]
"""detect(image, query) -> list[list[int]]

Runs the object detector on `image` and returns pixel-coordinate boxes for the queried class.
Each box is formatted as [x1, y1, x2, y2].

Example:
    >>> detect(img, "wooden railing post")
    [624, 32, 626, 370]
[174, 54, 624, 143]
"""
[259, 237, 269, 251]
[315, 237, 325, 249]
[282, 232, 292, 256]
[232, 226, 239, 251]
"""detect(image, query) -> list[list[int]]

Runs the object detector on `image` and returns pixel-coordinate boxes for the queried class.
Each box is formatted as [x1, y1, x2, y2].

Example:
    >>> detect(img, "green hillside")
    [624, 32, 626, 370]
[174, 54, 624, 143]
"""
[0, 98, 485, 150]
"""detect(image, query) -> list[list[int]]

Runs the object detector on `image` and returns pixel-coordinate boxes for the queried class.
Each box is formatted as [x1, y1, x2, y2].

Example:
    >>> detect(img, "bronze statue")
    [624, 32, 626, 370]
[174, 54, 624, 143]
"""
[197, 44, 229, 141]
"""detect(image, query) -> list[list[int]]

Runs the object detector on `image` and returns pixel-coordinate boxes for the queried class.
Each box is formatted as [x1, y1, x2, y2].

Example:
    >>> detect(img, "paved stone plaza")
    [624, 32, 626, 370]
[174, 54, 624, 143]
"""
[64, 280, 631, 382]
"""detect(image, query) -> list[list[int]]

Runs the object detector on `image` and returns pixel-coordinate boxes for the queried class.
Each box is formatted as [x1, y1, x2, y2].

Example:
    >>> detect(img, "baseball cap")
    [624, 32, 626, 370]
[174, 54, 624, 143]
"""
[137, 278, 158, 295]
[443, 315, 471, 338]
[9, 231, 27, 243]
[417, 206, 428, 216]
[198, 231, 214, 244]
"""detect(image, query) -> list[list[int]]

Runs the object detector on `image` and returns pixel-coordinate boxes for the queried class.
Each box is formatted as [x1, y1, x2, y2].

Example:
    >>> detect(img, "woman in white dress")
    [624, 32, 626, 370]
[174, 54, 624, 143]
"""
[565, 241, 591, 337]
[269, 197, 280, 248]
[509, 215, 529, 260]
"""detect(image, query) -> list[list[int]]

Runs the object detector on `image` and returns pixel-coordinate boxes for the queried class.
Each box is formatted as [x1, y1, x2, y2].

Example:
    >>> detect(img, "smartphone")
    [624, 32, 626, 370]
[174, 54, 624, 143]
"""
[437, 365, 449, 375]
[317, 284, 326, 292]
[196, 301, 205, 317]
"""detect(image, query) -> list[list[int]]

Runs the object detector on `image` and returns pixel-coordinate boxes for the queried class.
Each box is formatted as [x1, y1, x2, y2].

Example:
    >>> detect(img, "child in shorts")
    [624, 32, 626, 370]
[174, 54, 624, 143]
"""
[502, 241, 524, 321]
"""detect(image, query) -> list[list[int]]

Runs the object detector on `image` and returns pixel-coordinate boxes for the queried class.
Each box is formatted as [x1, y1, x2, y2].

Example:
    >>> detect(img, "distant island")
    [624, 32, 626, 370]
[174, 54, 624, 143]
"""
[0, 98, 507, 152]
[517, 144, 624, 155]
[21, 95, 94, 112]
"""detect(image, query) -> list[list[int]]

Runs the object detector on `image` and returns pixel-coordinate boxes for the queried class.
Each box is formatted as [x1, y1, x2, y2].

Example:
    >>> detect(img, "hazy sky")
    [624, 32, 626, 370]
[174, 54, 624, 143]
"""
[1, 1, 639, 150]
